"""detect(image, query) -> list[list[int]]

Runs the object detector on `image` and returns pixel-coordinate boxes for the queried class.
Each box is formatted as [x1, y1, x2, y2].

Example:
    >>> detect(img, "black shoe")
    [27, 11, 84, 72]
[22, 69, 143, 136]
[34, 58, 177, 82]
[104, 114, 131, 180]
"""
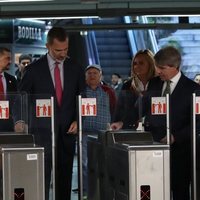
[72, 188, 78, 193]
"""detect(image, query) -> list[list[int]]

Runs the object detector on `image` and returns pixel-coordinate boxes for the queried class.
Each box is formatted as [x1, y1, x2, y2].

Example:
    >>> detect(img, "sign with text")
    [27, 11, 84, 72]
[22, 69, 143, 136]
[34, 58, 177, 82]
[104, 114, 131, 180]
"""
[0, 101, 9, 119]
[151, 97, 166, 115]
[14, 19, 46, 46]
[81, 98, 97, 116]
[36, 99, 51, 117]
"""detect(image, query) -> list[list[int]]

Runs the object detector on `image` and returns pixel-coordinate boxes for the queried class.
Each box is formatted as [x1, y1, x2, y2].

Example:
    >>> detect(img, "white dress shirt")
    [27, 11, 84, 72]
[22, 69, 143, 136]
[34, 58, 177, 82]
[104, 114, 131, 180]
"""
[162, 71, 181, 95]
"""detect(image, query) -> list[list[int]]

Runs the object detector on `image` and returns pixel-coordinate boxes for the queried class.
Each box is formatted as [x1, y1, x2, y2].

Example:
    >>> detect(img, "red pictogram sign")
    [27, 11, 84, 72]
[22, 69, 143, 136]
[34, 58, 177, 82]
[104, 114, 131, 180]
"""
[151, 97, 166, 115]
[0, 101, 9, 119]
[36, 99, 51, 117]
[81, 98, 97, 116]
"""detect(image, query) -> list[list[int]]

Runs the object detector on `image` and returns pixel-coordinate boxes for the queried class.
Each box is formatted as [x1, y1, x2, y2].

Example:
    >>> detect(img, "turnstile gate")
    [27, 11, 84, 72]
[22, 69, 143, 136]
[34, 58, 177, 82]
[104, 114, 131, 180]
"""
[88, 131, 170, 200]
[0, 134, 45, 200]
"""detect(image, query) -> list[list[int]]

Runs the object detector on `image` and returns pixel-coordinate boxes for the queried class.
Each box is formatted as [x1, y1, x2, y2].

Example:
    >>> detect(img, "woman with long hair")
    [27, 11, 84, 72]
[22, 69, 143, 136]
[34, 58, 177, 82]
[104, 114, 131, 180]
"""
[111, 49, 156, 130]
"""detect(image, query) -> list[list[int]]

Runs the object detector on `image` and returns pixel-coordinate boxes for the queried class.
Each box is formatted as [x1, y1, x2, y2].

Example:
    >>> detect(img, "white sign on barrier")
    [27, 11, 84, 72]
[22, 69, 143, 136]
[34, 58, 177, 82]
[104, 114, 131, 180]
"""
[81, 98, 97, 116]
[0, 101, 9, 119]
[36, 99, 51, 117]
[151, 97, 166, 115]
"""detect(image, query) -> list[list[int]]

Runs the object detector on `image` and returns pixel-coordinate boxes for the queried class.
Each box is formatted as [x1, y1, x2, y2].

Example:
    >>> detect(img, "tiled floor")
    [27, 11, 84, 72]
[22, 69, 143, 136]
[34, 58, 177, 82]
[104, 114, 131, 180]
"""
[71, 155, 78, 200]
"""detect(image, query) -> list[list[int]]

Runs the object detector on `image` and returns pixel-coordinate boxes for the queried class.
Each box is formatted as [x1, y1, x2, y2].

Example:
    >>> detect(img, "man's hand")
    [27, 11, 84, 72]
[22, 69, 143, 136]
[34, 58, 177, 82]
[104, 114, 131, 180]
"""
[67, 121, 77, 134]
[160, 134, 175, 144]
[14, 121, 28, 133]
[110, 121, 123, 131]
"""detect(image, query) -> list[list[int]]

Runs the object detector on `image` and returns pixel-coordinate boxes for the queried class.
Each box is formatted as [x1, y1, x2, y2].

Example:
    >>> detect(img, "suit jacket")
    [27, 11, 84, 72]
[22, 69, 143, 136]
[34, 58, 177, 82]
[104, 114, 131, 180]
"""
[113, 79, 141, 129]
[0, 72, 18, 132]
[18, 55, 85, 146]
[144, 73, 200, 149]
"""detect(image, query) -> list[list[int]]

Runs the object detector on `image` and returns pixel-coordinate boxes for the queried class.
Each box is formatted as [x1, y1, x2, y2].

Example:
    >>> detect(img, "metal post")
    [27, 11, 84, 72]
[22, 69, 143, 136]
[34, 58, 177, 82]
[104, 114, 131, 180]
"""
[77, 95, 83, 200]
[51, 97, 56, 200]
[192, 93, 197, 200]
[166, 94, 170, 145]
[166, 93, 171, 200]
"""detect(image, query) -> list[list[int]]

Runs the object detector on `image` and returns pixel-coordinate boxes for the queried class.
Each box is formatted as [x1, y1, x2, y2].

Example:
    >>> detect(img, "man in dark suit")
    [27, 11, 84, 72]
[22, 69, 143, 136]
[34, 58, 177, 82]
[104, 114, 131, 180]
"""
[0, 47, 17, 132]
[144, 46, 200, 200]
[14, 27, 85, 200]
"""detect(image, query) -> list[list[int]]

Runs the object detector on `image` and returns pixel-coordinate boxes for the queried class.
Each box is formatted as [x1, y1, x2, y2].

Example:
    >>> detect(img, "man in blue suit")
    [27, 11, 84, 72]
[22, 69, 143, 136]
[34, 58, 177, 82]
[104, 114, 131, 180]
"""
[15, 27, 85, 200]
[144, 46, 200, 200]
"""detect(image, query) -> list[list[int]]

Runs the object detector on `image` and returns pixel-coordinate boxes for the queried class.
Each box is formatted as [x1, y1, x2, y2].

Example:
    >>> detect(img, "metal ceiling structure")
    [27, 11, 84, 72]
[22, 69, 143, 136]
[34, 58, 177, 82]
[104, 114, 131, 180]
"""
[0, 0, 200, 19]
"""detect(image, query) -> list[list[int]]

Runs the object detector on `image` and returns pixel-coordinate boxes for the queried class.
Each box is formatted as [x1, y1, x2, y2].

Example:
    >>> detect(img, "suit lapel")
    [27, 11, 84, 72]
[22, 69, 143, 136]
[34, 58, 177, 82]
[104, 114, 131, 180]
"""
[171, 74, 185, 98]
[42, 55, 55, 94]
[4, 72, 14, 92]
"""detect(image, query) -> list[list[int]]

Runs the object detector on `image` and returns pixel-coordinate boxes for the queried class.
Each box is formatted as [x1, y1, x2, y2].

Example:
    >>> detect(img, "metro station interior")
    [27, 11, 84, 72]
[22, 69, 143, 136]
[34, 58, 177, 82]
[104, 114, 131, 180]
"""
[1, 0, 200, 200]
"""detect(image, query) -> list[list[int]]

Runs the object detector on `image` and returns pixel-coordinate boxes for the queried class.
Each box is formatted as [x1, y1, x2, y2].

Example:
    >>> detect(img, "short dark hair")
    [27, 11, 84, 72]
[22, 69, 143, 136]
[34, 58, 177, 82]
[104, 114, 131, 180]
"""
[47, 27, 68, 44]
[19, 54, 32, 63]
[0, 47, 10, 55]
[154, 46, 181, 68]
[112, 73, 121, 78]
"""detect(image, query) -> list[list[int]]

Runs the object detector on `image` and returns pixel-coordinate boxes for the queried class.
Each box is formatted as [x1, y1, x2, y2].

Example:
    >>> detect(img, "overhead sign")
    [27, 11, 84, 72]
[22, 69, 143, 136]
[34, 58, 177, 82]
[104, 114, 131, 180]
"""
[81, 98, 97, 116]
[14, 19, 46, 46]
[151, 97, 166, 115]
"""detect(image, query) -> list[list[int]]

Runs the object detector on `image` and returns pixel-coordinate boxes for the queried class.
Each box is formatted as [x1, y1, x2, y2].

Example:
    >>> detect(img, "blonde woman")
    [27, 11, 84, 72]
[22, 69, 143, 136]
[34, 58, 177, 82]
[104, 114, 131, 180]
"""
[111, 49, 156, 130]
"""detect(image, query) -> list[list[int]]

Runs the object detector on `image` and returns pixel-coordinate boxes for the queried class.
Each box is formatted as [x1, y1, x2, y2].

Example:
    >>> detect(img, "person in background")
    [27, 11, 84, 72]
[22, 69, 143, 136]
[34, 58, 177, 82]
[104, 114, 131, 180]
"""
[0, 47, 17, 132]
[14, 27, 85, 200]
[110, 73, 123, 97]
[194, 73, 200, 85]
[144, 46, 200, 200]
[15, 54, 32, 82]
[111, 49, 156, 130]
[81, 64, 116, 199]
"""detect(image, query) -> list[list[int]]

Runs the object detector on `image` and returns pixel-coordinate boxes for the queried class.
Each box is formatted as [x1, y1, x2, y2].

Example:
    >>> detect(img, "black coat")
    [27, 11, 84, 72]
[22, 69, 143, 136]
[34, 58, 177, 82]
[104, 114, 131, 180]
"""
[0, 72, 17, 132]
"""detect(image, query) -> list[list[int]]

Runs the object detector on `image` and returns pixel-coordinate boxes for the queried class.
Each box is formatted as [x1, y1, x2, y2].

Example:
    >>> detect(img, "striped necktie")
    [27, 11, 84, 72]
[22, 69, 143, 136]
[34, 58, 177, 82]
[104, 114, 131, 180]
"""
[163, 80, 171, 96]
[54, 62, 62, 106]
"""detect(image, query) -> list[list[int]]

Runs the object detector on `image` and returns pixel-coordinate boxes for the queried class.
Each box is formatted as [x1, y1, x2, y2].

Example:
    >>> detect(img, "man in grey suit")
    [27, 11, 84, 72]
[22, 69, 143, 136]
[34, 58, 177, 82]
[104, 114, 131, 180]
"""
[15, 27, 85, 200]
[144, 46, 200, 200]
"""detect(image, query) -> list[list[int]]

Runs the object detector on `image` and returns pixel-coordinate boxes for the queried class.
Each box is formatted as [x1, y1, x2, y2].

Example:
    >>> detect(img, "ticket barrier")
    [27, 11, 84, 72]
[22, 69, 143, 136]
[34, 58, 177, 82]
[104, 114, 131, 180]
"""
[87, 130, 167, 200]
[87, 134, 100, 200]
[106, 130, 170, 200]
[87, 132, 115, 200]
[0, 134, 45, 200]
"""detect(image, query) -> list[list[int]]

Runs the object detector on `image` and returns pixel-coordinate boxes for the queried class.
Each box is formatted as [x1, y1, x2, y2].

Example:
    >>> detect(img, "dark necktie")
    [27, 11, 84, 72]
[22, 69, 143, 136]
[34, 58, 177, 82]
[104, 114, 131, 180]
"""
[54, 62, 62, 106]
[163, 80, 171, 96]
[0, 74, 5, 100]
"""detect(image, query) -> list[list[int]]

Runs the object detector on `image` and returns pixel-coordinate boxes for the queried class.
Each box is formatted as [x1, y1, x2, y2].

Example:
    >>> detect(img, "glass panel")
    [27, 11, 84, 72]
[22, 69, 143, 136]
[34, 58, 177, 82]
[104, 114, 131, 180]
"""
[26, 94, 55, 199]
[0, 92, 28, 133]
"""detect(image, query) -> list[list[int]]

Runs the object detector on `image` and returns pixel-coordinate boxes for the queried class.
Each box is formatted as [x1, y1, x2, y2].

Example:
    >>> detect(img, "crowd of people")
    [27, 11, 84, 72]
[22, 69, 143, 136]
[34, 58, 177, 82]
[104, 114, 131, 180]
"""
[0, 26, 200, 200]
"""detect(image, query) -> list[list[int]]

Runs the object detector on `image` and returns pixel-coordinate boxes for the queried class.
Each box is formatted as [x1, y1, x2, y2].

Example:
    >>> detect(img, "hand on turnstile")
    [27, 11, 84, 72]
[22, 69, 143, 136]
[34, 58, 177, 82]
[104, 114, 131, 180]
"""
[14, 121, 28, 133]
[110, 121, 123, 130]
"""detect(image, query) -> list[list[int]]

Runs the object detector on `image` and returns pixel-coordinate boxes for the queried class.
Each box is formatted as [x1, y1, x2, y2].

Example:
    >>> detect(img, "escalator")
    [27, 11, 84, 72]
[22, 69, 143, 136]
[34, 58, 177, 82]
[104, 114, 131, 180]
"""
[92, 17, 132, 83]
[82, 16, 158, 83]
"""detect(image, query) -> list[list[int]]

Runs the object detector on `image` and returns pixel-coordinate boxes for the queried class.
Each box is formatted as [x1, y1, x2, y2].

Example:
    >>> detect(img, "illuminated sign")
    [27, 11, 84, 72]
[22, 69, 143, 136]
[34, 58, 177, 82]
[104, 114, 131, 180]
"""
[14, 19, 46, 46]
[18, 26, 42, 41]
